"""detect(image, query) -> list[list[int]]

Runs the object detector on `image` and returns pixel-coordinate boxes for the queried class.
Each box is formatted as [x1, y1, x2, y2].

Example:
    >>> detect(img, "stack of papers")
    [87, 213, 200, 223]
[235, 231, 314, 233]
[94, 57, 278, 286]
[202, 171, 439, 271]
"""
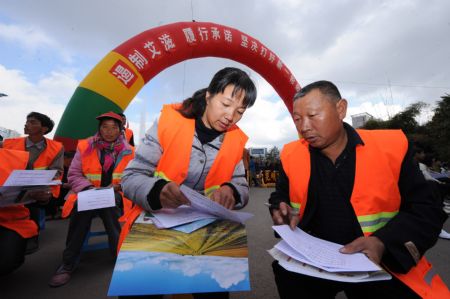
[2, 169, 60, 186]
[151, 206, 215, 229]
[0, 170, 61, 207]
[269, 225, 391, 283]
[143, 185, 253, 231]
[180, 185, 253, 223]
[134, 210, 217, 233]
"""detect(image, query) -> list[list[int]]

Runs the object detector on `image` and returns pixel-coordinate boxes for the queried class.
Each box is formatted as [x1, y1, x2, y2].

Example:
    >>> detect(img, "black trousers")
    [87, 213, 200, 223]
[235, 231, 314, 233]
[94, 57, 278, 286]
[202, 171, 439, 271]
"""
[62, 204, 122, 266]
[0, 226, 27, 275]
[272, 261, 420, 299]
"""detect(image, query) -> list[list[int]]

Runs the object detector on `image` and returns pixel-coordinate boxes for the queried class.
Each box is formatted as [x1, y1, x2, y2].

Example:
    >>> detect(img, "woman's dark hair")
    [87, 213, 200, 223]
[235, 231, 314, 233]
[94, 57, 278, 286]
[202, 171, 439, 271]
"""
[178, 67, 257, 118]
[27, 112, 55, 134]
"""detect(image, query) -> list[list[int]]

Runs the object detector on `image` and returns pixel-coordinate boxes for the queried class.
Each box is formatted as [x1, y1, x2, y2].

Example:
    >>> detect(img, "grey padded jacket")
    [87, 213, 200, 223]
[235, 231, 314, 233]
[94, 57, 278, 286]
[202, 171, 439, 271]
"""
[121, 117, 249, 212]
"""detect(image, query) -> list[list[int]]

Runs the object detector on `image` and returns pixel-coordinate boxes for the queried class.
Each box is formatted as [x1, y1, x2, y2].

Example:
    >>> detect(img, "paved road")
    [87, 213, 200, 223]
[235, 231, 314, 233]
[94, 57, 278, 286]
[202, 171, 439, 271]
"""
[1, 188, 448, 298]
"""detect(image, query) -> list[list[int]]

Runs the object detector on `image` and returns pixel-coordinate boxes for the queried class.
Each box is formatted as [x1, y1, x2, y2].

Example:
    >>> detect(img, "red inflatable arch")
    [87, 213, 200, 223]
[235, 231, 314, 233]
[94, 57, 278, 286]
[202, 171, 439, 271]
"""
[54, 21, 300, 151]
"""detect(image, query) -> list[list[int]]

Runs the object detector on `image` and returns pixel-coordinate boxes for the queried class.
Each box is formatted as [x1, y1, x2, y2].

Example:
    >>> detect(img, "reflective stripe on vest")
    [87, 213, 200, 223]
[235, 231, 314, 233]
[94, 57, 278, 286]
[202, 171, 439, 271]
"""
[357, 211, 399, 234]
[154, 171, 171, 182]
[281, 129, 449, 298]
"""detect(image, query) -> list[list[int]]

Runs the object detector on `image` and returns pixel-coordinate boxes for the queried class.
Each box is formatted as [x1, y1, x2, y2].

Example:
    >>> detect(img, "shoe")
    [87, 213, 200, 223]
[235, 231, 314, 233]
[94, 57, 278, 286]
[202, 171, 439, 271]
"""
[48, 264, 74, 287]
[439, 229, 450, 240]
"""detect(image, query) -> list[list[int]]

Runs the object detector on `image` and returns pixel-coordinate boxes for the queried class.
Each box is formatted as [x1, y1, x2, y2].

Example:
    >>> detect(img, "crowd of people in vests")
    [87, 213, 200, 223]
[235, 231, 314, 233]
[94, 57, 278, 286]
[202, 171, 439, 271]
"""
[0, 73, 449, 298]
[243, 154, 281, 188]
[0, 111, 134, 286]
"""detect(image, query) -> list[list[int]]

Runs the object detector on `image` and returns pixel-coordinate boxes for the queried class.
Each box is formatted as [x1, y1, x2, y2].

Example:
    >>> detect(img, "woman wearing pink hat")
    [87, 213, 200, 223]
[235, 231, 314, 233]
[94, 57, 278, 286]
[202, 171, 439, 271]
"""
[49, 111, 134, 287]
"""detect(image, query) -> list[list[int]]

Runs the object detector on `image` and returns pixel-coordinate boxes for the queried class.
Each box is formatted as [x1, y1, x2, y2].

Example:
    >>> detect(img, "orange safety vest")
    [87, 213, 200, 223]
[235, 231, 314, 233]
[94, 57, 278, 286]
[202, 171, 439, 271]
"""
[61, 139, 135, 219]
[0, 148, 39, 238]
[118, 103, 248, 250]
[124, 128, 134, 144]
[3, 137, 63, 198]
[281, 129, 449, 299]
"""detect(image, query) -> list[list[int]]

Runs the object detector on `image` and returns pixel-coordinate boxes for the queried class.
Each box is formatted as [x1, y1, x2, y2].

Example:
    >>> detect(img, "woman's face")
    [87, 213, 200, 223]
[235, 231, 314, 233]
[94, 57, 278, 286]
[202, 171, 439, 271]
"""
[201, 84, 247, 132]
[99, 119, 121, 142]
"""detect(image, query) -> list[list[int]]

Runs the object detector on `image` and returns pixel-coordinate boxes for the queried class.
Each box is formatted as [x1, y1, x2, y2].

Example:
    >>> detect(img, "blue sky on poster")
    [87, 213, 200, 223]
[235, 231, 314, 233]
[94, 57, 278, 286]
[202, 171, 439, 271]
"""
[0, 0, 449, 149]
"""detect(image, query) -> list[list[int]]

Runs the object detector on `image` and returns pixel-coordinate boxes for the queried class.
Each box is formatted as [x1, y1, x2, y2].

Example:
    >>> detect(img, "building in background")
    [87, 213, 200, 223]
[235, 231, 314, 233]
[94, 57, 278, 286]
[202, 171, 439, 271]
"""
[249, 147, 267, 158]
[351, 112, 373, 128]
[0, 127, 21, 139]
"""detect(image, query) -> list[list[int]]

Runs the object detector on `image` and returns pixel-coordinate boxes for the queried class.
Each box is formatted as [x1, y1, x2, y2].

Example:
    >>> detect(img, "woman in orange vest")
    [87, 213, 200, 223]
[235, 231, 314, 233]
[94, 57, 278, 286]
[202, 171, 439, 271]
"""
[269, 81, 448, 298]
[49, 111, 134, 288]
[119, 67, 257, 299]
[0, 148, 52, 275]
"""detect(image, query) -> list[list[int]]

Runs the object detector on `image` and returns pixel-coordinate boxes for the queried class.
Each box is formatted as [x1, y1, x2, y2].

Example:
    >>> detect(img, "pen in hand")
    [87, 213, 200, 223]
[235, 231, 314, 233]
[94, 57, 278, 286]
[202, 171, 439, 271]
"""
[265, 202, 300, 229]
[264, 202, 299, 214]
[264, 202, 279, 209]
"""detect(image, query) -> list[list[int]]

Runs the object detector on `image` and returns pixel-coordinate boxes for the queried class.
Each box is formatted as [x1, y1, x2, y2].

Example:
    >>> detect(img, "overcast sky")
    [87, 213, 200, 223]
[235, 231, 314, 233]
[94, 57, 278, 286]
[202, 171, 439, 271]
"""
[1, 0, 449, 149]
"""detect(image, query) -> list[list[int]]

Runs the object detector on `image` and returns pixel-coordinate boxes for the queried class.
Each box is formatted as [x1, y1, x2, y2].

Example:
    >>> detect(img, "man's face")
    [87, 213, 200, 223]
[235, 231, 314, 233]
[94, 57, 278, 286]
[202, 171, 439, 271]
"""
[24, 117, 47, 136]
[292, 89, 347, 149]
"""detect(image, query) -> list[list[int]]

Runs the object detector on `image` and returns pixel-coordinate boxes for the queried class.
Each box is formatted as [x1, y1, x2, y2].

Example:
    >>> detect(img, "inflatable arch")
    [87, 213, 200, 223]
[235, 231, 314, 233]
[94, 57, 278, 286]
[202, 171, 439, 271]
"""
[54, 21, 300, 151]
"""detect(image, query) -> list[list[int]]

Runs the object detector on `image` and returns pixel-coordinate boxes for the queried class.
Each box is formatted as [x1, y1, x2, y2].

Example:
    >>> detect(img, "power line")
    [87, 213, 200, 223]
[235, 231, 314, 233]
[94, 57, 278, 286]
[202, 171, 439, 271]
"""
[298, 79, 450, 90]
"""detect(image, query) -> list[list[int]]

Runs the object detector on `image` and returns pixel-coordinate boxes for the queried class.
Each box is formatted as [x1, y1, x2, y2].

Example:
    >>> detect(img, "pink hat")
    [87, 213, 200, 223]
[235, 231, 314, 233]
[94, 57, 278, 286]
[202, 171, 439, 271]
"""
[96, 111, 123, 124]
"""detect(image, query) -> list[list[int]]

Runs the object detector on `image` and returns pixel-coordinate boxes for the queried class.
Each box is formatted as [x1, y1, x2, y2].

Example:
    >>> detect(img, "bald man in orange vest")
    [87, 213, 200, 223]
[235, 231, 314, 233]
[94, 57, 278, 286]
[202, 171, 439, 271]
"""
[269, 81, 448, 298]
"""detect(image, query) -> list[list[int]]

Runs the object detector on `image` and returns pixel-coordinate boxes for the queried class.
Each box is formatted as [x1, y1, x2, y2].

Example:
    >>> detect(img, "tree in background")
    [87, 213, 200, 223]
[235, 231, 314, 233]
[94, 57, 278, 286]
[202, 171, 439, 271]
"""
[427, 95, 450, 163]
[266, 146, 280, 162]
[362, 101, 427, 134]
[361, 97, 450, 164]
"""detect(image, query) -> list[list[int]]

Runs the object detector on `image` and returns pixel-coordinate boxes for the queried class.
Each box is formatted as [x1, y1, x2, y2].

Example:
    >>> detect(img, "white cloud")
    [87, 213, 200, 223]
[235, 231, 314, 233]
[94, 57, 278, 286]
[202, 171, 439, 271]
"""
[0, 22, 72, 63]
[239, 92, 297, 149]
[115, 251, 248, 289]
[0, 64, 79, 138]
[114, 262, 133, 272]
[1, 0, 449, 148]
[0, 23, 56, 49]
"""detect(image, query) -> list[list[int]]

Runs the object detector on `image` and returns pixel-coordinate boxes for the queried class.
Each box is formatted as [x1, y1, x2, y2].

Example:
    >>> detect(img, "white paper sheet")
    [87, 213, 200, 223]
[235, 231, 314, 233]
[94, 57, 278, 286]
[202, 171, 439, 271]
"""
[180, 185, 253, 224]
[77, 187, 115, 212]
[151, 206, 216, 228]
[273, 225, 381, 272]
[171, 218, 217, 233]
[268, 248, 391, 283]
[134, 211, 155, 224]
[2, 170, 59, 186]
